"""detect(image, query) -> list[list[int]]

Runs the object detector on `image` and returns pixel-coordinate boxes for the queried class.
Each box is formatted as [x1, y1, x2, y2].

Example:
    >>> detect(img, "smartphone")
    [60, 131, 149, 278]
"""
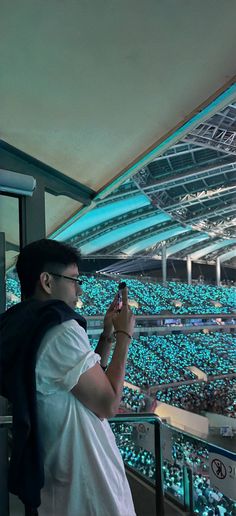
[118, 281, 126, 310]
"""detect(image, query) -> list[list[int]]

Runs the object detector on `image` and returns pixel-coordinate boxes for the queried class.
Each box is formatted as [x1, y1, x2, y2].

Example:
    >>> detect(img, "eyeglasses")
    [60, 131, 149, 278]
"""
[48, 272, 83, 285]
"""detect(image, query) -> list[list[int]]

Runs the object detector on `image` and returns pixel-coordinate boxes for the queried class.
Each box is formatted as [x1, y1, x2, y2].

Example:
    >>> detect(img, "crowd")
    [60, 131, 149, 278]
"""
[125, 335, 196, 388]
[124, 332, 235, 389]
[120, 386, 147, 412]
[78, 332, 236, 416]
[78, 276, 235, 315]
[119, 379, 236, 419]
[156, 378, 236, 418]
[6, 274, 235, 315]
[5, 277, 21, 308]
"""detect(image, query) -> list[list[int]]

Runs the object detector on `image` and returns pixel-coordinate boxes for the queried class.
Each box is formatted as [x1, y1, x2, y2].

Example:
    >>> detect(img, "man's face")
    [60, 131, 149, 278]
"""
[49, 263, 82, 309]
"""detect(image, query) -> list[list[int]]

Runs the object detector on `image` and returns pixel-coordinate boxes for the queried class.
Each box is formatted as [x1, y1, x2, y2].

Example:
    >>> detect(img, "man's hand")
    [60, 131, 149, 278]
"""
[112, 287, 135, 338]
[95, 294, 118, 369]
[103, 294, 118, 337]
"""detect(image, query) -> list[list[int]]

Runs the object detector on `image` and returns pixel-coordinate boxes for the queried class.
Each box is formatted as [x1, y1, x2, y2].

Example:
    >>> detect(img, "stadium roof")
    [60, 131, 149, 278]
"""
[1, 1, 236, 269]
[54, 103, 236, 268]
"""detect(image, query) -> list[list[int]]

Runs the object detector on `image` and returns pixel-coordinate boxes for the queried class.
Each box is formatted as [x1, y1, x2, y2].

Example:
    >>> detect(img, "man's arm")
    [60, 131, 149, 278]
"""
[71, 287, 135, 418]
[94, 295, 117, 368]
[95, 333, 113, 369]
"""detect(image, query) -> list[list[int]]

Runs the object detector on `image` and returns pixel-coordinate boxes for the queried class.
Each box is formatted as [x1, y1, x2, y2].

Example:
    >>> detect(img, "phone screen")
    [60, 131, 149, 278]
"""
[118, 281, 126, 310]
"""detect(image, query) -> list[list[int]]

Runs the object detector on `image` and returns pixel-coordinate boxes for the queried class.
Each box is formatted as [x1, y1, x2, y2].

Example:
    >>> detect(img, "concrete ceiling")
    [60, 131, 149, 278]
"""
[1, 0, 236, 193]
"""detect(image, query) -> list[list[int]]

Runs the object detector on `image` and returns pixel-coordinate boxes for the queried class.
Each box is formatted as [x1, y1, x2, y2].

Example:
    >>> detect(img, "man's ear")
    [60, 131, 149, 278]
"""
[39, 272, 52, 294]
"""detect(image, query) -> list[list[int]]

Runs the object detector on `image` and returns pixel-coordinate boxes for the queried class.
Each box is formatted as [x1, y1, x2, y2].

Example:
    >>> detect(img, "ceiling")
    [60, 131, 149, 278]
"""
[0, 1, 236, 269]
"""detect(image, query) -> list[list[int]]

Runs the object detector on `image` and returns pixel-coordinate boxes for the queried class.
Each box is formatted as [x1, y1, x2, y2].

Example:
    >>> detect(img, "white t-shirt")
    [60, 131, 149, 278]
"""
[35, 319, 136, 516]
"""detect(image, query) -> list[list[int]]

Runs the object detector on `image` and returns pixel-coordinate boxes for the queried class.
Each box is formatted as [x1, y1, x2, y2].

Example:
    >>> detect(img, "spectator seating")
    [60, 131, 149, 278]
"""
[125, 332, 236, 388]
[6, 274, 235, 315]
[76, 275, 235, 315]
[156, 378, 236, 418]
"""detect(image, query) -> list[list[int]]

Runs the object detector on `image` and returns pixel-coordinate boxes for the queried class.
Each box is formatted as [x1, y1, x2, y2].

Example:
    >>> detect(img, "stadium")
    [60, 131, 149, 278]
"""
[0, 2, 236, 515]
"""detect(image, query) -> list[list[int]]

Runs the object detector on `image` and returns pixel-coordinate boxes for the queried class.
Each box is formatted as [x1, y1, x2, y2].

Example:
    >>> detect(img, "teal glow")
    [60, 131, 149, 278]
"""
[123, 226, 190, 255]
[55, 194, 149, 241]
[50, 203, 96, 239]
[95, 82, 236, 200]
[80, 212, 171, 255]
[167, 234, 209, 257]
[219, 248, 236, 263]
[191, 239, 236, 260]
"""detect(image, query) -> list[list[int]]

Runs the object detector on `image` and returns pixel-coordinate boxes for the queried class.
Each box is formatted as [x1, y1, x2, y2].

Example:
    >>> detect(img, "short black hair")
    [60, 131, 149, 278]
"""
[16, 239, 80, 298]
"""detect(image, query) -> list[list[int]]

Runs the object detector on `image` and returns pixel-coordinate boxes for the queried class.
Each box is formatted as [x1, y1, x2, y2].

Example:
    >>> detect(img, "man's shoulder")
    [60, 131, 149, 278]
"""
[61, 318, 85, 333]
[43, 318, 85, 341]
[37, 315, 90, 365]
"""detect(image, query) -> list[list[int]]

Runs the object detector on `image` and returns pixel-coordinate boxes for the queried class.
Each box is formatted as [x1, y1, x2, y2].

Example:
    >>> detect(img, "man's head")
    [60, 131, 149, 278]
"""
[16, 239, 82, 309]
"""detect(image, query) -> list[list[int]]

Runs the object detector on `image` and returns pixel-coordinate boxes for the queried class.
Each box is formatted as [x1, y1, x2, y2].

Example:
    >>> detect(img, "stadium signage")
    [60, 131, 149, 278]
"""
[209, 445, 236, 500]
[131, 422, 155, 454]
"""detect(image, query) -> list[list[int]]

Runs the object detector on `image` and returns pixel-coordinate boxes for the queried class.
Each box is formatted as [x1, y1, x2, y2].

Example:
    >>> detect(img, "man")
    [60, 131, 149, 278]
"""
[0, 239, 136, 516]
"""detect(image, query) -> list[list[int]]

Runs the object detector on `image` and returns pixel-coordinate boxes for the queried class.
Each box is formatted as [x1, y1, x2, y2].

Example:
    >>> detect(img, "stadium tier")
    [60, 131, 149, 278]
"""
[6, 275, 236, 315]
[120, 380, 236, 418]
[156, 378, 236, 418]
[91, 331, 236, 417]
[125, 333, 236, 387]
[78, 276, 236, 315]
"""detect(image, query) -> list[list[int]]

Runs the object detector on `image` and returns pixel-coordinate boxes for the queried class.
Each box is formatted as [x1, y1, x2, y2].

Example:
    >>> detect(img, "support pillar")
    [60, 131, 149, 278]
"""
[19, 179, 46, 248]
[216, 257, 221, 286]
[187, 255, 192, 285]
[162, 243, 167, 285]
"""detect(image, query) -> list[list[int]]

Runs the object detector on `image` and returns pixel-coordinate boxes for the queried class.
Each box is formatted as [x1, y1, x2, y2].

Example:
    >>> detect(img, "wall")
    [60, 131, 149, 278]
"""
[154, 402, 209, 438]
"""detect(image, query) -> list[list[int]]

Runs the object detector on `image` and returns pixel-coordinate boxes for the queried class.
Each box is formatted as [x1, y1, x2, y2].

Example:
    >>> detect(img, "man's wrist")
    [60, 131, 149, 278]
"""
[100, 331, 114, 342]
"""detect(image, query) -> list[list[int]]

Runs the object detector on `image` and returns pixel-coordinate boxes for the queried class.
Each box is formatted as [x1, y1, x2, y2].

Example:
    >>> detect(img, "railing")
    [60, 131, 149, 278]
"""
[109, 413, 164, 516]
[109, 413, 236, 516]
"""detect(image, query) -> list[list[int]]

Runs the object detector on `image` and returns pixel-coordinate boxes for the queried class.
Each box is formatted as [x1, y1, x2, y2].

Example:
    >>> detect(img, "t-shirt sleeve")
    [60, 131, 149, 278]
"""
[36, 319, 101, 395]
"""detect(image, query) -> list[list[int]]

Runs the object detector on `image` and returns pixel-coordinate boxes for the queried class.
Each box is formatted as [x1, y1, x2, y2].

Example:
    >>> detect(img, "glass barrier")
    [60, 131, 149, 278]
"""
[1, 413, 235, 515]
[0, 194, 20, 311]
[161, 424, 236, 515]
[109, 414, 236, 516]
[109, 414, 164, 516]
